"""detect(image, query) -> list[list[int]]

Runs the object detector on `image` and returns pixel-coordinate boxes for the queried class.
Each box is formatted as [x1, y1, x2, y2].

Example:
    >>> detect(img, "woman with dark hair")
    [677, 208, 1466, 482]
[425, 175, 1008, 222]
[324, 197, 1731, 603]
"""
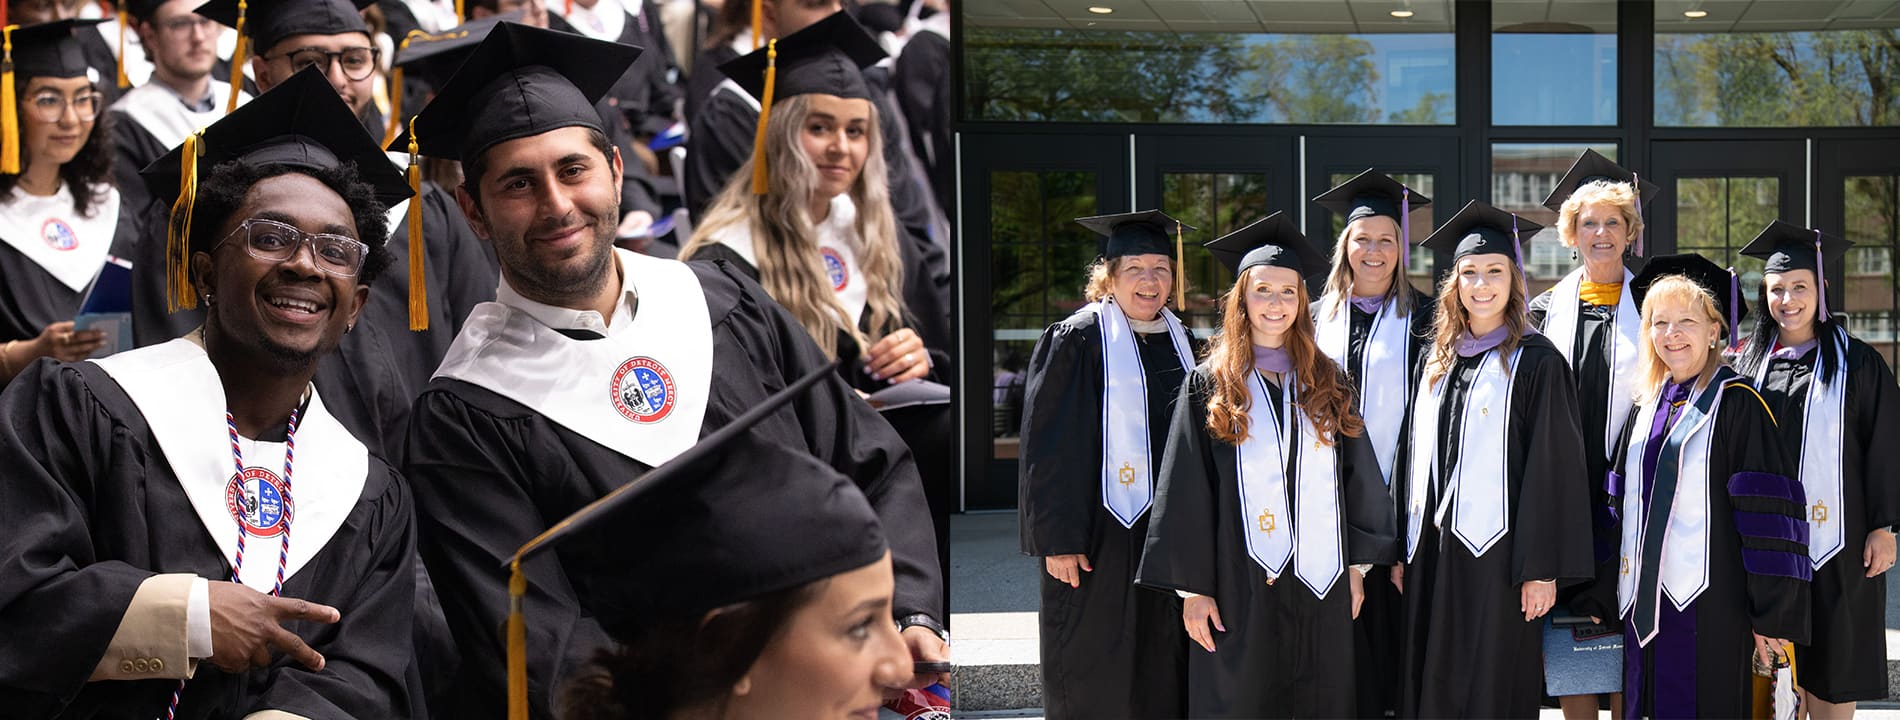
[1732, 223, 1900, 718]
[1136, 213, 1395, 717]
[1593, 254, 1808, 719]
[0, 19, 139, 387]
[1397, 201, 1594, 717]
[1017, 209, 1192, 718]
[1306, 171, 1434, 717]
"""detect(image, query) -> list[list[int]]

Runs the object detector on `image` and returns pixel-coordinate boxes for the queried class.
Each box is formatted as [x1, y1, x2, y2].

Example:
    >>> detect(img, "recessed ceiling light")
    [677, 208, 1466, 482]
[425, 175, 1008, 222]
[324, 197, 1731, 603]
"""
[1087, 5, 1113, 13]
[1390, 9, 1414, 18]
[1684, 9, 1708, 18]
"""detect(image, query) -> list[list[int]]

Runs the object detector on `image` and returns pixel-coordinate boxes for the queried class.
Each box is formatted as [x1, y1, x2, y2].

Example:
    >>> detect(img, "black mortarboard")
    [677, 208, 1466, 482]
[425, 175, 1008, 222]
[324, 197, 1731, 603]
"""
[719, 11, 885, 104]
[1631, 252, 1749, 340]
[1540, 148, 1661, 212]
[1740, 219, 1854, 321]
[503, 361, 880, 713]
[1312, 169, 1431, 226]
[382, 10, 519, 147]
[6, 19, 103, 79]
[1076, 209, 1190, 260]
[125, 0, 171, 21]
[390, 21, 640, 164]
[1202, 212, 1324, 278]
[140, 68, 412, 312]
[195, 0, 376, 54]
[1420, 200, 1541, 265]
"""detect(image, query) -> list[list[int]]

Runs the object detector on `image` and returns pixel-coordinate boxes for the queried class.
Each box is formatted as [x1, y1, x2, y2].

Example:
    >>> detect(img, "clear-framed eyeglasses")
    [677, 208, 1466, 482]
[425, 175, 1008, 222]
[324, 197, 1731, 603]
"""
[214, 218, 370, 278]
[26, 89, 100, 123]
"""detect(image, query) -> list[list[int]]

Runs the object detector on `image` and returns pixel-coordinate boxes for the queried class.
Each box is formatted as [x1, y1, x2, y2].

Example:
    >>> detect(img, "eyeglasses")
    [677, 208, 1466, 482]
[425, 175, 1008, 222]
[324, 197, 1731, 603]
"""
[215, 218, 370, 278]
[265, 46, 381, 82]
[155, 15, 218, 37]
[25, 90, 99, 123]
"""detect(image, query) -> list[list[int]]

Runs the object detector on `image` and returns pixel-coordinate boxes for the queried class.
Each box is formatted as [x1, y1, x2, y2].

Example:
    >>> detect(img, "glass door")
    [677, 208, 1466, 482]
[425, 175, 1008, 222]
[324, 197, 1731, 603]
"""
[959, 132, 1129, 510]
[1303, 135, 1463, 290]
[1135, 134, 1292, 337]
[1648, 140, 1805, 345]
[1815, 139, 1900, 366]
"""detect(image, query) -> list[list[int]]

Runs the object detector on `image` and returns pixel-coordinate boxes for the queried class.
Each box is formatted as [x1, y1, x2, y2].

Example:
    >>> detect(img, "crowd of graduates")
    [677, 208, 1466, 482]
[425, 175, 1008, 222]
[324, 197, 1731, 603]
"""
[0, 0, 956, 718]
[1019, 155, 1900, 719]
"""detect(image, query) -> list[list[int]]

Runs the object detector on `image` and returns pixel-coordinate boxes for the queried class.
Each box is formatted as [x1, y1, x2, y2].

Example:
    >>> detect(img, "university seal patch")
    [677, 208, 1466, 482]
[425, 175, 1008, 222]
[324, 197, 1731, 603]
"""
[224, 467, 292, 537]
[610, 356, 677, 423]
[41, 218, 77, 251]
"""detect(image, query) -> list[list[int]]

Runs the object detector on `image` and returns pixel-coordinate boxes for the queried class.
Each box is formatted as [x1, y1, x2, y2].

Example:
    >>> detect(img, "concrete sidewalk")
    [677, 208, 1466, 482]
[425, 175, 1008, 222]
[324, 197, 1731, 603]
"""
[952, 509, 1900, 714]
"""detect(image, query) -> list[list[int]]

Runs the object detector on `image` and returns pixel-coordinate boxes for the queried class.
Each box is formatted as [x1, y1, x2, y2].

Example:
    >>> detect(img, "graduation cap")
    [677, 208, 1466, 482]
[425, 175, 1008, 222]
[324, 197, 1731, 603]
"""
[1420, 199, 1541, 267]
[1202, 212, 1325, 279]
[1740, 219, 1854, 321]
[1541, 149, 1661, 255]
[1075, 209, 1194, 311]
[0, 20, 107, 174]
[391, 21, 639, 164]
[1632, 253, 1750, 346]
[382, 10, 520, 148]
[718, 11, 885, 195]
[139, 67, 412, 315]
[1312, 169, 1431, 270]
[195, 0, 378, 112]
[124, 1, 171, 21]
[501, 360, 873, 720]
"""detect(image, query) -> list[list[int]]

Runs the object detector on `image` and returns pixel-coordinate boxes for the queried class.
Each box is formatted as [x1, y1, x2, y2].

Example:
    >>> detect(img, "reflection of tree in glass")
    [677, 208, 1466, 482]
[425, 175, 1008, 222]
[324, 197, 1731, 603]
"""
[988, 171, 1099, 322]
[1163, 173, 1269, 332]
[1655, 29, 1900, 127]
[1249, 35, 1378, 123]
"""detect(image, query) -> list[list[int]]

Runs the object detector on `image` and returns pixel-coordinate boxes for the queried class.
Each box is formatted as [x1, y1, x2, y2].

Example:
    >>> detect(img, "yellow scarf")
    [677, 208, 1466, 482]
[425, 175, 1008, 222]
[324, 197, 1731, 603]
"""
[1580, 280, 1622, 307]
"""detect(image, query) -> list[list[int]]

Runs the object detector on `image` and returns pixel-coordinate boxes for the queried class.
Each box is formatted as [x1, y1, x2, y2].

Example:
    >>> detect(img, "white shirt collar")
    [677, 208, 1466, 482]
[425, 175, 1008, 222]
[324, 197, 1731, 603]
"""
[493, 250, 640, 335]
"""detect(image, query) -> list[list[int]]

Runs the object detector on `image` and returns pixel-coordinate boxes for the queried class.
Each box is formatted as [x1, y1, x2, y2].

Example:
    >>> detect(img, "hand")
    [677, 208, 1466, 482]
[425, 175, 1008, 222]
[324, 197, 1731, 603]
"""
[616, 210, 655, 251]
[1044, 554, 1091, 588]
[1389, 564, 1404, 595]
[864, 328, 930, 384]
[1349, 568, 1366, 620]
[1754, 633, 1789, 668]
[32, 321, 106, 363]
[898, 625, 949, 689]
[1182, 594, 1223, 652]
[1865, 528, 1895, 578]
[206, 582, 340, 674]
[1520, 581, 1556, 622]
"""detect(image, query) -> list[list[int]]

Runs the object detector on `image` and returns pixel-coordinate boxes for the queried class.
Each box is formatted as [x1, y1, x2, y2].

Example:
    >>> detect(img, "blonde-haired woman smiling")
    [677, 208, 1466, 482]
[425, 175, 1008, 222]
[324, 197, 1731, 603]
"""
[1396, 201, 1594, 718]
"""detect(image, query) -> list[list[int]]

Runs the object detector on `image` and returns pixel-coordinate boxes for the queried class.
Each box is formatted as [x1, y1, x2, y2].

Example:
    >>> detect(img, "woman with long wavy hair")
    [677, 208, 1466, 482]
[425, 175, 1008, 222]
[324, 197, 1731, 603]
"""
[0, 20, 137, 388]
[1016, 208, 1194, 718]
[1396, 201, 1594, 717]
[1731, 223, 1899, 718]
[1136, 212, 1395, 717]
[1582, 255, 1808, 719]
[1306, 170, 1435, 717]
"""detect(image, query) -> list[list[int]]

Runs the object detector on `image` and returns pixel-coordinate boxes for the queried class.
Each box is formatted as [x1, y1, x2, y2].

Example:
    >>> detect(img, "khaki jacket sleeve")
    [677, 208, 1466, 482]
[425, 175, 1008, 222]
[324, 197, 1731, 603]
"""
[87, 573, 199, 681]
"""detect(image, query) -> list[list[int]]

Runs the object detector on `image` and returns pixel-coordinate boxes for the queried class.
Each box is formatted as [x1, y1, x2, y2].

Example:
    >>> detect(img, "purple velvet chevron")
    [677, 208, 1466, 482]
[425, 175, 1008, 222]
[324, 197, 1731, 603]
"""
[1741, 548, 1812, 581]
[1735, 510, 1810, 546]
[1728, 471, 1806, 505]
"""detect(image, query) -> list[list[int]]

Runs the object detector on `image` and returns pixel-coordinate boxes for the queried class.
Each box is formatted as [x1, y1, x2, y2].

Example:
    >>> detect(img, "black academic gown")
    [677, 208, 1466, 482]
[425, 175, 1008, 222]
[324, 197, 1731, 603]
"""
[892, 30, 952, 219]
[401, 259, 942, 720]
[0, 197, 139, 346]
[1018, 309, 1189, 719]
[1311, 292, 1435, 719]
[1741, 337, 1900, 703]
[1530, 289, 1629, 604]
[1586, 377, 1809, 719]
[361, 180, 499, 395]
[1398, 336, 1596, 719]
[0, 359, 418, 719]
[1136, 365, 1397, 718]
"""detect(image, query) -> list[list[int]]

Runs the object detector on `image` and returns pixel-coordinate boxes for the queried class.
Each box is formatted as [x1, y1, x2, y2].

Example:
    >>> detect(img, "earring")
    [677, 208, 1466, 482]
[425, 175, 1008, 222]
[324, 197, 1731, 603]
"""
[1570, 249, 1579, 261]
[346, 322, 355, 333]
[1710, 337, 1721, 349]
[203, 293, 215, 306]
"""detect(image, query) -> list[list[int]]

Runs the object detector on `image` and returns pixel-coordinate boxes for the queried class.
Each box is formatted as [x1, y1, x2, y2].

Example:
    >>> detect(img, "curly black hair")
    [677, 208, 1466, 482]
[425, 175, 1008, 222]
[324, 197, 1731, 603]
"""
[187, 160, 395, 284]
[0, 81, 117, 216]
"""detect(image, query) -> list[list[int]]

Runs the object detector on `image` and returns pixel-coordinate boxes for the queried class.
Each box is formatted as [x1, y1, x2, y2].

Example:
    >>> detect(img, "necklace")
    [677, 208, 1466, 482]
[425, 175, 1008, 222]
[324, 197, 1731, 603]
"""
[161, 407, 300, 720]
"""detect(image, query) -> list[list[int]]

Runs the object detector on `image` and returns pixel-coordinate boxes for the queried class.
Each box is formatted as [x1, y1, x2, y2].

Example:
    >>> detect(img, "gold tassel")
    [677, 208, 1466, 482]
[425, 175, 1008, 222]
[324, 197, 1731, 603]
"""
[115, 6, 129, 88]
[1, 25, 18, 176]
[455, 0, 465, 21]
[167, 132, 202, 312]
[506, 560, 527, 720]
[406, 118, 427, 331]
[1173, 222, 1185, 311]
[750, 0, 761, 50]
[225, 0, 248, 113]
[749, 39, 776, 195]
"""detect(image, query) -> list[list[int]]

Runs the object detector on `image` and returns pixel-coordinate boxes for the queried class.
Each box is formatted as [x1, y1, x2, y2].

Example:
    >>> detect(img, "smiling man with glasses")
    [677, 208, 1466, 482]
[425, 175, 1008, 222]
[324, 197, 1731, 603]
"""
[108, 0, 253, 217]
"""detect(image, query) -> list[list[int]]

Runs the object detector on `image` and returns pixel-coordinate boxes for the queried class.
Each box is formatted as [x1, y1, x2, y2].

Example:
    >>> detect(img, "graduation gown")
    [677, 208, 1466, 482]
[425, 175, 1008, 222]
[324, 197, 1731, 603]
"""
[1136, 365, 1397, 718]
[1398, 336, 1596, 718]
[1593, 373, 1808, 719]
[402, 258, 941, 720]
[1742, 337, 1900, 703]
[1017, 310, 1189, 719]
[0, 184, 137, 348]
[0, 357, 417, 719]
[1311, 292, 1435, 718]
[359, 180, 500, 395]
[106, 81, 248, 219]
